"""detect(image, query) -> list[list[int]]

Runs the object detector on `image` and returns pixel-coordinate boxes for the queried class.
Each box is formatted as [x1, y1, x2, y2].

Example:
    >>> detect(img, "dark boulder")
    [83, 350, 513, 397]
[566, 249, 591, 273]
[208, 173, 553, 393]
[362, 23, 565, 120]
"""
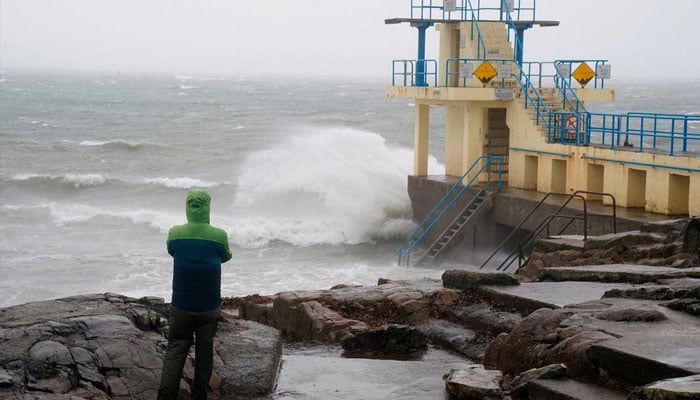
[341, 325, 427, 359]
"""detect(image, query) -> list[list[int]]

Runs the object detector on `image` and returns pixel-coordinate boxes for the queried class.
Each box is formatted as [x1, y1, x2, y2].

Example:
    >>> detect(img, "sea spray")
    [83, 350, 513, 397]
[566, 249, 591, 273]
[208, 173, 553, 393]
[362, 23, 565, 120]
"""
[229, 126, 442, 247]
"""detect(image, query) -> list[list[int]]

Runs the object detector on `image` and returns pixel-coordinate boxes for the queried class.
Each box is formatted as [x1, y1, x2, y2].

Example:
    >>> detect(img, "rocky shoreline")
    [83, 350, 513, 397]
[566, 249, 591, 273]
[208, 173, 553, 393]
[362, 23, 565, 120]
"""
[1, 219, 699, 399]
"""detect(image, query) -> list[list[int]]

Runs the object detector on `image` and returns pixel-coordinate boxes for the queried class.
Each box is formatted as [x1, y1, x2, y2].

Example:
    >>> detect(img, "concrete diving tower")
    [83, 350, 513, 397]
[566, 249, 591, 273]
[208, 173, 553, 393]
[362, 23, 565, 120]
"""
[386, 0, 700, 217]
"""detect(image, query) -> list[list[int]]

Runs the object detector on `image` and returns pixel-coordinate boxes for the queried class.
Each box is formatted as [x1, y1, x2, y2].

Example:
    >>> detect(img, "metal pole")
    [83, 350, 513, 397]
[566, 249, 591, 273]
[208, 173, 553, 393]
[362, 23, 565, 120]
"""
[412, 22, 433, 87]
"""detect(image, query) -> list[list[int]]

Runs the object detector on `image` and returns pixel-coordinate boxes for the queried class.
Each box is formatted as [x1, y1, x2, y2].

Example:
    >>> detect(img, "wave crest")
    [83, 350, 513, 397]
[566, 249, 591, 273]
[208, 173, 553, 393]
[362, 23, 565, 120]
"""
[79, 140, 158, 151]
[6, 173, 223, 190]
[231, 127, 442, 246]
[11, 173, 108, 187]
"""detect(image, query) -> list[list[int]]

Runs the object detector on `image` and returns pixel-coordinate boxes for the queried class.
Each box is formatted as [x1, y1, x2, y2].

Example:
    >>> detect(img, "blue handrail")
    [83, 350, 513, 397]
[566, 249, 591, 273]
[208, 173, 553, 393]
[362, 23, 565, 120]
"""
[392, 59, 438, 86]
[444, 58, 552, 128]
[396, 155, 503, 265]
[409, 0, 537, 23]
[464, 0, 489, 59]
[554, 59, 610, 89]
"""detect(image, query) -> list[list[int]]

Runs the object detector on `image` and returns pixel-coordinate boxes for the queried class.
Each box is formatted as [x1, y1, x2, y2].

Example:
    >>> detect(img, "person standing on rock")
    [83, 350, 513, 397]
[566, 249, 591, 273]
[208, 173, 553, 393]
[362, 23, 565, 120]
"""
[158, 188, 232, 400]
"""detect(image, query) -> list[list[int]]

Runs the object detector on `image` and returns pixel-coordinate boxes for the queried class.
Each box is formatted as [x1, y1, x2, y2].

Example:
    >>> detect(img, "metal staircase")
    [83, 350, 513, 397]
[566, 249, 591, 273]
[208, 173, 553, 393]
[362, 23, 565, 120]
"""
[396, 155, 503, 267]
[414, 189, 492, 267]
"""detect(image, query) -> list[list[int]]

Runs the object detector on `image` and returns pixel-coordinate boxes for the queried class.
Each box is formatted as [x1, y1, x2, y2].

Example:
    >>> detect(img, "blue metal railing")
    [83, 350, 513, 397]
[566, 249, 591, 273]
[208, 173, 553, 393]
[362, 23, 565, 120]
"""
[589, 112, 700, 155]
[445, 58, 552, 127]
[396, 155, 503, 266]
[409, 0, 537, 22]
[546, 111, 700, 154]
[466, 0, 489, 58]
[554, 59, 610, 89]
[392, 59, 439, 87]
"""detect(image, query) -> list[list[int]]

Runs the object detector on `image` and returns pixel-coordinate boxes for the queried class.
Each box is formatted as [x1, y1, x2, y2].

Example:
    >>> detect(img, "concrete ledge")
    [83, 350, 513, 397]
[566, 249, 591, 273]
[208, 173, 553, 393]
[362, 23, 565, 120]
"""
[587, 334, 700, 386]
[538, 264, 700, 284]
[527, 378, 628, 400]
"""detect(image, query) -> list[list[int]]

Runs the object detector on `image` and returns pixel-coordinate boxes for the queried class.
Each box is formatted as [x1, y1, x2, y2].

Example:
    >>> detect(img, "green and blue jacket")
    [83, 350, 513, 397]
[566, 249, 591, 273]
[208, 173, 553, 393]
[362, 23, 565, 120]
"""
[167, 189, 231, 312]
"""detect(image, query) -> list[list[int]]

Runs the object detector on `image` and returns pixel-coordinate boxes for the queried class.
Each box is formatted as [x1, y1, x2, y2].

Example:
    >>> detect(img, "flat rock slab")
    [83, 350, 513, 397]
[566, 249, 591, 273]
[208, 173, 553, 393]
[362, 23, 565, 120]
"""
[539, 264, 700, 284]
[537, 236, 586, 251]
[482, 281, 634, 309]
[273, 354, 472, 400]
[528, 378, 628, 400]
[631, 374, 700, 399]
[442, 269, 519, 290]
[588, 333, 700, 386]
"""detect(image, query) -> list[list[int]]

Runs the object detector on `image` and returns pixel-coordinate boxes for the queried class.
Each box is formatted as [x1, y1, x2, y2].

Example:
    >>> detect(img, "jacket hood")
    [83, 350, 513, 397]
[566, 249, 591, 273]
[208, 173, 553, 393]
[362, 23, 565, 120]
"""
[185, 189, 211, 224]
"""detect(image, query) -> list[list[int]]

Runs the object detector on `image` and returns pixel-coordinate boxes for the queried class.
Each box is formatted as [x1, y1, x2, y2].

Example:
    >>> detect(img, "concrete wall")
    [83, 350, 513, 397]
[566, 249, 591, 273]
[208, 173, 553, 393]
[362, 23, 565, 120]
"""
[408, 177, 660, 240]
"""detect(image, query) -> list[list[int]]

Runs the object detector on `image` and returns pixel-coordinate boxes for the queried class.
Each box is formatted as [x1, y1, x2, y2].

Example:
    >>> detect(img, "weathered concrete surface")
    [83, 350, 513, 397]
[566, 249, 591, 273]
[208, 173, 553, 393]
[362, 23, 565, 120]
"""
[481, 281, 634, 309]
[538, 264, 700, 284]
[527, 378, 628, 400]
[0, 293, 282, 399]
[587, 332, 700, 386]
[630, 374, 700, 400]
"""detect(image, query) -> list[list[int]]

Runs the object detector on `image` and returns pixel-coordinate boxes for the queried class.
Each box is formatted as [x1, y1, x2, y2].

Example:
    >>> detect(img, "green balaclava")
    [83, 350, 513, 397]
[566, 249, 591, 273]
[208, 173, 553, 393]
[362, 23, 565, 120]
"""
[185, 189, 211, 224]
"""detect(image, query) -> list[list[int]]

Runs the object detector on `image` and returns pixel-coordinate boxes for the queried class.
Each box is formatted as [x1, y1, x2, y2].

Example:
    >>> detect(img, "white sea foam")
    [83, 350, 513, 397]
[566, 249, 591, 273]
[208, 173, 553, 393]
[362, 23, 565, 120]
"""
[43, 202, 176, 232]
[11, 173, 107, 187]
[142, 177, 221, 189]
[231, 127, 442, 247]
[79, 139, 144, 149]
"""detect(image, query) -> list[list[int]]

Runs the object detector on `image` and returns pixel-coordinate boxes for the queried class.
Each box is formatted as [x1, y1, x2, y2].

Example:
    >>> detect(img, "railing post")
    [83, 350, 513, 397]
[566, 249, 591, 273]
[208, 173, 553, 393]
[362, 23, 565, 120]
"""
[683, 117, 689, 153]
[670, 119, 676, 156]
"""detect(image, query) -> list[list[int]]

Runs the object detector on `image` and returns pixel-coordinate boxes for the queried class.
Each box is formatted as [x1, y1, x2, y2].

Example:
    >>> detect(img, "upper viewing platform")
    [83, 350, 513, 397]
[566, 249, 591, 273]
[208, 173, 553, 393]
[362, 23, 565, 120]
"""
[385, 0, 699, 216]
[385, 0, 699, 159]
[386, 0, 558, 27]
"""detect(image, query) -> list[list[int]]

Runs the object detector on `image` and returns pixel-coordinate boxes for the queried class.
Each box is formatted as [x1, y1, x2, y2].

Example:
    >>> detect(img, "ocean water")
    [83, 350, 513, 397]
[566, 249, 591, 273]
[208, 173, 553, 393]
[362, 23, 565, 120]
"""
[0, 72, 698, 308]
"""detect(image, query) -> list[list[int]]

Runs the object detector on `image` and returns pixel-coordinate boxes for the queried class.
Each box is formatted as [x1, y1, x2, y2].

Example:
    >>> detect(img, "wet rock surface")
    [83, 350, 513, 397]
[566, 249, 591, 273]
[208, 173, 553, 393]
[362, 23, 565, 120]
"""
[443, 366, 503, 400]
[0, 294, 281, 399]
[340, 325, 427, 359]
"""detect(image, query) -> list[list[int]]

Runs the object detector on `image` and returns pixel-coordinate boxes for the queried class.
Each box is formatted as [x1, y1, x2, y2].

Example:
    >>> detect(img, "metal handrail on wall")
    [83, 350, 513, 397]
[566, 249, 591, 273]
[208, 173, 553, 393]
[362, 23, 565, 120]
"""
[480, 190, 618, 273]
[396, 155, 503, 266]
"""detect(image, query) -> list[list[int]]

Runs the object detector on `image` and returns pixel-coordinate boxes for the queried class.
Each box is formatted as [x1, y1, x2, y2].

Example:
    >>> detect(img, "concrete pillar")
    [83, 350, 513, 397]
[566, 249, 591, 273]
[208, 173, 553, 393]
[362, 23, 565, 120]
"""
[645, 170, 670, 214]
[462, 104, 486, 183]
[690, 175, 700, 216]
[438, 23, 460, 87]
[445, 105, 464, 177]
[414, 102, 430, 176]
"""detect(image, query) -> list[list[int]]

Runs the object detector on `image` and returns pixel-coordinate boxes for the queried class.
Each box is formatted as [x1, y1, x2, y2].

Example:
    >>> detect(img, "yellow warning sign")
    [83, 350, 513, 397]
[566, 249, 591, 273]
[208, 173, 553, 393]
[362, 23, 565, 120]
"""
[473, 61, 497, 87]
[572, 62, 595, 88]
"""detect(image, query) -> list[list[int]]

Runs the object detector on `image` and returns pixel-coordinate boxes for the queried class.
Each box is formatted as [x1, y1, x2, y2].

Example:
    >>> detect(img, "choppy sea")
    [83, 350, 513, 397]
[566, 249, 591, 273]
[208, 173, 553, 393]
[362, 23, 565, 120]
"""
[1, 72, 698, 307]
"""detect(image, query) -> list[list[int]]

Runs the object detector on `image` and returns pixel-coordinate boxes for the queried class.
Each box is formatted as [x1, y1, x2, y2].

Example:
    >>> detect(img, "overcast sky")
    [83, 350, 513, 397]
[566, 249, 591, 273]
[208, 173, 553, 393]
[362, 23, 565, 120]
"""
[1, 0, 697, 80]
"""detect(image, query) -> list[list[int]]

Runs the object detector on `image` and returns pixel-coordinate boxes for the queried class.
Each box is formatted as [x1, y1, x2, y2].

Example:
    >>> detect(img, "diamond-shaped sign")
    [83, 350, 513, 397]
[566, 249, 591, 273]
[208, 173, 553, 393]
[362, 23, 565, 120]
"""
[572, 62, 595, 88]
[473, 61, 497, 87]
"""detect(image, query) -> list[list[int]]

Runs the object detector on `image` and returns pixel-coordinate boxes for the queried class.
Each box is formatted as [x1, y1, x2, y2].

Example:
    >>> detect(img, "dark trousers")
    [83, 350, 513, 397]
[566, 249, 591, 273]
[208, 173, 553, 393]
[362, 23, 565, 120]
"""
[158, 306, 220, 400]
